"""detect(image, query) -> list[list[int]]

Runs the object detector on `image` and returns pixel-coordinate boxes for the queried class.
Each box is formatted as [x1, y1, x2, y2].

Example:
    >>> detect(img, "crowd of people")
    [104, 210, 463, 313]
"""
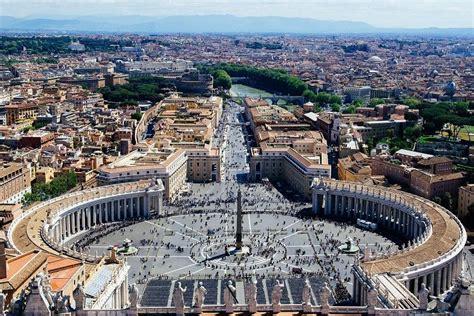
[71, 100, 401, 305]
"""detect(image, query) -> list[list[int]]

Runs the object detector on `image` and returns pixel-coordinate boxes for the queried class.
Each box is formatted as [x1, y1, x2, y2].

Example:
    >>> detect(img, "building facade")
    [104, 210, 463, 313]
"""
[0, 162, 31, 204]
[458, 184, 474, 218]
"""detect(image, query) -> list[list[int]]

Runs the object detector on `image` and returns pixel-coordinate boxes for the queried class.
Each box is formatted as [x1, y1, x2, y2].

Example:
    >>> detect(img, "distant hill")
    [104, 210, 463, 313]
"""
[0, 15, 472, 36]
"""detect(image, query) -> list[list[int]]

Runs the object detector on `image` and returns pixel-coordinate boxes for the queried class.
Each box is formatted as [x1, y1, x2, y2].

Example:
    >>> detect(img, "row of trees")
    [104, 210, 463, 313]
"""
[0, 36, 132, 55]
[303, 90, 342, 107]
[199, 63, 341, 110]
[23, 171, 77, 204]
[198, 63, 308, 96]
[246, 42, 283, 50]
[98, 77, 175, 105]
[418, 101, 473, 139]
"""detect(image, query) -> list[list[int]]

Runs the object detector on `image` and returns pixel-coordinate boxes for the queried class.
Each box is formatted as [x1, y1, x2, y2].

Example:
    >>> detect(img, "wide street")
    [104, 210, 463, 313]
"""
[167, 100, 310, 215]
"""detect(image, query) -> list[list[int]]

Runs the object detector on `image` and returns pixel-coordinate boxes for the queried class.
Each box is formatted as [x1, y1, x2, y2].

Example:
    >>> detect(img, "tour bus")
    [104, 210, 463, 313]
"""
[356, 219, 377, 231]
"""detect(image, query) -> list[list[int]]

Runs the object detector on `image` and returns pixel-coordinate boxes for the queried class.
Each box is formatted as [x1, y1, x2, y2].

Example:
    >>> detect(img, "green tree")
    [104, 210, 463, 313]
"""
[303, 89, 316, 102]
[23, 171, 77, 204]
[433, 196, 442, 206]
[404, 124, 422, 141]
[441, 192, 453, 210]
[454, 102, 469, 116]
[343, 106, 356, 114]
[405, 111, 419, 121]
[329, 95, 342, 105]
[131, 112, 142, 121]
[212, 70, 232, 89]
[331, 103, 341, 112]
[365, 137, 375, 153]
[369, 98, 385, 107]
[98, 76, 173, 103]
[403, 97, 420, 109]
[315, 92, 331, 105]
[352, 99, 364, 107]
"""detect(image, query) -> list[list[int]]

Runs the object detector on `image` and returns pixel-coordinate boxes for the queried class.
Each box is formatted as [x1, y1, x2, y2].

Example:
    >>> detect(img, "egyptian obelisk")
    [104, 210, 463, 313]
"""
[236, 188, 243, 249]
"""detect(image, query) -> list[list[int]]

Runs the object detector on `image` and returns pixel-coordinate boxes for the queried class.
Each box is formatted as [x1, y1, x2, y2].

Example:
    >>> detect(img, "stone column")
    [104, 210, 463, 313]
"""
[70, 213, 74, 235]
[73, 212, 78, 234]
[348, 196, 353, 217]
[137, 196, 142, 217]
[399, 211, 404, 233]
[373, 203, 378, 223]
[121, 199, 124, 219]
[429, 273, 434, 294]
[341, 195, 346, 216]
[65, 215, 70, 237]
[102, 203, 106, 223]
[98, 204, 103, 225]
[414, 277, 419, 296]
[131, 197, 136, 218]
[58, 219, 63, 240]
[404, 211, 408, 234]
[62, 217, 67, 238]
[437, 270, 442, 295]
[391, 207, 395, 229]
[441, 267, 447, 293]
[394, 208, 400, 231]
[89, 206, 93, 227]
[53, 225, 57, 241]
[324, 192, 331, 216]
[447, 263, 452, 288]
[80, 209, 84, 230]
[112, 201, 116, 222]
[69, 214, 73, 235]
[134, 197, 139, 218]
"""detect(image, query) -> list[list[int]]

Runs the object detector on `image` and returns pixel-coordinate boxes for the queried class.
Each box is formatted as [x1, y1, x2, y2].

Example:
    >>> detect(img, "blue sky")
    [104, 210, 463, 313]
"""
[1, 0, 472, 28]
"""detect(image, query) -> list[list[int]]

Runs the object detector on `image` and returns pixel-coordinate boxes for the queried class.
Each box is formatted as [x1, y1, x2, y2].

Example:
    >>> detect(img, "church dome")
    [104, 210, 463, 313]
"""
[367, 56, 383, 63]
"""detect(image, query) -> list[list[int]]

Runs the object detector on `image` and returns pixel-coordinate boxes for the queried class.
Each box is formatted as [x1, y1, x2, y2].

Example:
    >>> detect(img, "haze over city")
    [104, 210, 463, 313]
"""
[1, 0, 473, 29]
[0, 0, 473, 315]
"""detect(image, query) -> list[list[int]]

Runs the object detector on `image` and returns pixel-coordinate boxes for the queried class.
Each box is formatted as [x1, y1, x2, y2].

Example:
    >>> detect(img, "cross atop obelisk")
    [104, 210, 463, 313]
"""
[236, 188, 243, 250]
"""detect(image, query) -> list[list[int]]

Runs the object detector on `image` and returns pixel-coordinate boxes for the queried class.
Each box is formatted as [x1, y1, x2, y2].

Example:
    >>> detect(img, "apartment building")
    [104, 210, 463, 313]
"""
[5, 103, 39, 125]
[0, 162, 32, 204]
[372, 152, 465, 200]
[337, 152, 373, 183]
[458, 184, 474, 218]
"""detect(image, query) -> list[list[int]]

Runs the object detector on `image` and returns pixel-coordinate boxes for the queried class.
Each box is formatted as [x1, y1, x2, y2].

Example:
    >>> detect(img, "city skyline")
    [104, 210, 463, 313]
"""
[1, 0, 473, 29]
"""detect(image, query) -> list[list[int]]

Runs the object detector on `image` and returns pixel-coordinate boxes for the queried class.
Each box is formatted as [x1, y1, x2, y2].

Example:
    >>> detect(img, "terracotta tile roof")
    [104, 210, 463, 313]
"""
[47, 255, 82, 292]
[417, 156, 452, 165]
[0, 250, 47, 291]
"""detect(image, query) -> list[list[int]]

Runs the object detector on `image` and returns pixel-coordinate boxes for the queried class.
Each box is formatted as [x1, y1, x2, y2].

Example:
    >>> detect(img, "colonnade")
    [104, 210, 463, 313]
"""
[313, 189, 425, 239]
[50, 195, 149, 242]
[44, 179, 164, 245]
[312, 178, 466, 303]
[403, 253, 463, 297]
